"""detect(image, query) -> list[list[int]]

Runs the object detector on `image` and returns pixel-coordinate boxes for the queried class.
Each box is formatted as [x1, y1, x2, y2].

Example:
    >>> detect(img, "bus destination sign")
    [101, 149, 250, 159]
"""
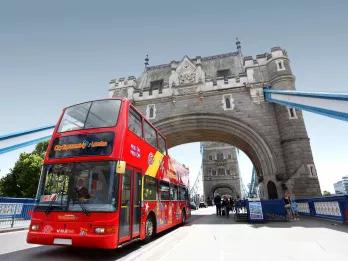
[49, 132, 114, 158]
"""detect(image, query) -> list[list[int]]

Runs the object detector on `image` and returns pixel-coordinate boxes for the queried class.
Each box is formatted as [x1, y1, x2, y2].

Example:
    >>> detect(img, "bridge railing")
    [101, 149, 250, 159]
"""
[0, 197, 35, 230]
[296, 195, 348, 222]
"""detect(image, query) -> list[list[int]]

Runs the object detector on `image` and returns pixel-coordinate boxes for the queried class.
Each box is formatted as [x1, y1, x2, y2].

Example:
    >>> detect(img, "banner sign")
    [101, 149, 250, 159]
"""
[0, 203, 23, 217]
[248, 201, 264, 220]
[49, 132, 114, 158]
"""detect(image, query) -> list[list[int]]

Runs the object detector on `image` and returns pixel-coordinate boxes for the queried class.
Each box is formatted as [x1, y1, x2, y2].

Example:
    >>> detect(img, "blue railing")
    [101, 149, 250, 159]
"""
[296, 195, 348, 222]
[0, 197, 35, 229]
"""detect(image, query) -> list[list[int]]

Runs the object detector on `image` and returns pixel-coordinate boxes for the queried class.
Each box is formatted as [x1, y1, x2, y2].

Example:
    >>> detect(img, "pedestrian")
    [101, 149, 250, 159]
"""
[214, 194, 222, 216]
[283, 191, 293, 221]
[222, 196, 230, 217]
[229, 197, 235, 214]
[290, 196, 300, 220]
[235, 196, 241, 214]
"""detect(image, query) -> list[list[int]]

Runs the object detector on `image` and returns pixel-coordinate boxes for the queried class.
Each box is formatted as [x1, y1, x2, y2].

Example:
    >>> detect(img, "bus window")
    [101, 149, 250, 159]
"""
[143, 121, 158, 149]
[170, 184, 178, 200]
[128, 108, 142, 137]
[179, 187, 186, 200]
[158, 135, 167, 155]
[159, 182, 170, 201]
[144, 176, 157, 200]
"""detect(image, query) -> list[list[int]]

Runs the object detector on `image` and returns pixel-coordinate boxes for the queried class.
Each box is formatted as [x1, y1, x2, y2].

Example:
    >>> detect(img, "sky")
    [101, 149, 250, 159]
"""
[0, 0, 347, 193]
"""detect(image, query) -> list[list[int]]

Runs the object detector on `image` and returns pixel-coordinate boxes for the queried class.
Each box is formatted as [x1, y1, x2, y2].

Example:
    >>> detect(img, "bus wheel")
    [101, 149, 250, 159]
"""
[145, 216, 155, 242]
[182, 209, 186, 225]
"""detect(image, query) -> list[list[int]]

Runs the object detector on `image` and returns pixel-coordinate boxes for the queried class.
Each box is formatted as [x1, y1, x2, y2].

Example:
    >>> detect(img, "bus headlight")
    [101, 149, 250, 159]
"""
[94, 227, 106, 234]
[31, 224, 40, 231]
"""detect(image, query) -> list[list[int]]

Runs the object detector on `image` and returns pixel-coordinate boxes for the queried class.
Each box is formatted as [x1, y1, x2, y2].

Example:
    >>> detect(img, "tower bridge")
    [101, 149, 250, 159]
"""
[109, 44, 322, 199]
[1, 44, 347, 199]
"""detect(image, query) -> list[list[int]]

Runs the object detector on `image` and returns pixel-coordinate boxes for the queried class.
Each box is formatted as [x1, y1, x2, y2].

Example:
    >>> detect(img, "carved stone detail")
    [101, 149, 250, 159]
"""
[169, 56, 206, 87]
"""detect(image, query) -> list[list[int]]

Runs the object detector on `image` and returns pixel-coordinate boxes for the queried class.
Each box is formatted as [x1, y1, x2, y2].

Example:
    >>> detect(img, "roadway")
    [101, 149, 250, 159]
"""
[1, 207, 348, 261]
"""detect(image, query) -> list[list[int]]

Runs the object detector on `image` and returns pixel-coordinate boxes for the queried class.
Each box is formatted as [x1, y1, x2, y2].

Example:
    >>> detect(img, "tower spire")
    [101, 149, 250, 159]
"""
[236, 38, 242, 56]
[144, 54, 149, 68]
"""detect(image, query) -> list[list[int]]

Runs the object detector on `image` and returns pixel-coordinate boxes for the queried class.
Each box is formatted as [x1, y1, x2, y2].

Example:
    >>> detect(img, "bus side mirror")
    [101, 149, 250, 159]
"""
[116, 161, 126, 174]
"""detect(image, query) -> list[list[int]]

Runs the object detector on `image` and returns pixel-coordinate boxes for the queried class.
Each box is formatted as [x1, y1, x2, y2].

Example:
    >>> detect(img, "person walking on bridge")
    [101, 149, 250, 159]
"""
[214, 194, 222, 216]
[222, 196, 230, 217]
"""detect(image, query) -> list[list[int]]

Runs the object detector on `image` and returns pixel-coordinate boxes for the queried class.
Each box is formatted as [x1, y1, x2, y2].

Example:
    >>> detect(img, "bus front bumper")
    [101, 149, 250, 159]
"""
[27, 231, 118, 249]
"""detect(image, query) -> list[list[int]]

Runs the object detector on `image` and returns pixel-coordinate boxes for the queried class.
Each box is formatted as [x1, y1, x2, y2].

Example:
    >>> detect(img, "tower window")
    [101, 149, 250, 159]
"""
[217, 153, 224, 161]
[307, 164, 316, 177]
[276, 60, 286, 71]
[208, 155, 213, 160]
[208, 168, 212, 175]
[212, 170, 217, 176]
[146, 104, 156, 119]
[222, 94, 234, 111]
[287, 107, 298, 119]
[150, 80, 163, 95]
[225, 97, 231, 109]
[218, 168, 225, 176]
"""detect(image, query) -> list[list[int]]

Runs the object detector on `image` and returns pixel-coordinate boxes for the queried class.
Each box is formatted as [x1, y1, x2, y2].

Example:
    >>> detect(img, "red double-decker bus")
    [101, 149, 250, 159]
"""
[27, 98, 190, 249]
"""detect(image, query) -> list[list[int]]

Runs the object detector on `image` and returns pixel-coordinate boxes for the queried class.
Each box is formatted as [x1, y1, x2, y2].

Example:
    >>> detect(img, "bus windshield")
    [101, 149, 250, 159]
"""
[58, 99, 121, 132]
[36, 161, 117, 212]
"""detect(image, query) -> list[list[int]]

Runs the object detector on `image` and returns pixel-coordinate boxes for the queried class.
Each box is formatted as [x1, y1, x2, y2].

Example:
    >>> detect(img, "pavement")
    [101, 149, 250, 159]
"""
[0, 207, 347, 261]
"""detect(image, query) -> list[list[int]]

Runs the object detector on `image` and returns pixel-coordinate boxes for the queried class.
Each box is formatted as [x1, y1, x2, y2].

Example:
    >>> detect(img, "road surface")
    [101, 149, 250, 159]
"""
[1, 207, 348, 261]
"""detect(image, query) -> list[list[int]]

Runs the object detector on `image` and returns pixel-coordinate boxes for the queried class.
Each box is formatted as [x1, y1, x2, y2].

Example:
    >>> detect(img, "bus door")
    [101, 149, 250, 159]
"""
[119, 167, 142, 242]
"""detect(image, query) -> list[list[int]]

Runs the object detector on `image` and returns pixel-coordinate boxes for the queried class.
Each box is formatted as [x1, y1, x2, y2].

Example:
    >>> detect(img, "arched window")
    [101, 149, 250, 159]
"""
[222, 94, 234, 110]
[149, 106, 154, 118]
[146, 104, 156, 119]
[267, 181, 278, 199]
[218, 168, 225, 176]
[276, 60, 285, 71]
[225, 97, 231, 109]
[217, 152, 224, 161]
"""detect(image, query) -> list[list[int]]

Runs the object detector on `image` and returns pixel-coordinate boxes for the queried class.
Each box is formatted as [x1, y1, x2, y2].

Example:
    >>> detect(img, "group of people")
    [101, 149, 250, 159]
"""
[213, 194, 246, 217]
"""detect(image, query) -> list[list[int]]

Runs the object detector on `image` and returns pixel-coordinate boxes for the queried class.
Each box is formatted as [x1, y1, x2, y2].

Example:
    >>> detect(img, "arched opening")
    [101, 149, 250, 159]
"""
[211, 184, 235, 198]
[154, 113, 282, 200]
[267, 181, 278, 199]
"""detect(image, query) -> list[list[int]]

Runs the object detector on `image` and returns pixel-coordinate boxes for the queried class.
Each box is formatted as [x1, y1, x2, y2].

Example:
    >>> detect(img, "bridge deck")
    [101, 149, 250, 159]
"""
[0, 207, 347, 260]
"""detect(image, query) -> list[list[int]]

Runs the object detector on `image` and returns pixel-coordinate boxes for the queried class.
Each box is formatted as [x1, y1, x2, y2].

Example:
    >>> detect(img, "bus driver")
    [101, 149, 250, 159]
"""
[75, 179, 90, 201]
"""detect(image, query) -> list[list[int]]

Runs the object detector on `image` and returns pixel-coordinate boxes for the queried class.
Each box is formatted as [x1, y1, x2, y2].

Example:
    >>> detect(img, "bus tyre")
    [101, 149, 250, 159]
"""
[182, 209, 186, 225]
[145, 216, 155, 242]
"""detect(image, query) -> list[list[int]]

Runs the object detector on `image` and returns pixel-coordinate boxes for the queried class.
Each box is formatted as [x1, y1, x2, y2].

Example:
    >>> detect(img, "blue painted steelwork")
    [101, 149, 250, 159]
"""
[264, 87, 348, 122]
[0, 125, 55, 141]
[0, 197, 35, 221]
[296, 195, 348, 222]
[246, 199, 287, 222]
[0, 135, 52, 155]
[248, 167, 258, 198]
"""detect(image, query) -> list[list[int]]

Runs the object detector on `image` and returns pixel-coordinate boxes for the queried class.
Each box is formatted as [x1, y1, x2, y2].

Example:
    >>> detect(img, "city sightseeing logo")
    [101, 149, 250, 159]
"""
[54, 140, 108, 151]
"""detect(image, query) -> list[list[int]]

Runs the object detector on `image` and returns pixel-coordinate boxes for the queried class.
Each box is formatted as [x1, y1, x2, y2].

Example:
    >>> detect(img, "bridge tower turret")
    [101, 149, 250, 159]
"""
[267, 47, 321, 197]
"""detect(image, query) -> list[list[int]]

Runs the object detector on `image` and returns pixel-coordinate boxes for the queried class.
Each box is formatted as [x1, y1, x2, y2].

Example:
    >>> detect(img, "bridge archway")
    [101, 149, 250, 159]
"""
[210, 183, 236, 198]
[154, 113, 281, 199]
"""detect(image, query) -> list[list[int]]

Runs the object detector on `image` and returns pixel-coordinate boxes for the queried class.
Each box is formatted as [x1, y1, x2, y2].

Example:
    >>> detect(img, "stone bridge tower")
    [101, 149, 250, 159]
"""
[201, 142, 241, 200]
[109, 42, 321, 199]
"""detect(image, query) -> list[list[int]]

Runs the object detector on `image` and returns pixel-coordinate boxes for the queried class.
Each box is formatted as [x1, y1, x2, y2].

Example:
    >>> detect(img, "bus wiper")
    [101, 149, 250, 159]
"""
[76, 199, 90, 216]
[45, 191, 61, 215]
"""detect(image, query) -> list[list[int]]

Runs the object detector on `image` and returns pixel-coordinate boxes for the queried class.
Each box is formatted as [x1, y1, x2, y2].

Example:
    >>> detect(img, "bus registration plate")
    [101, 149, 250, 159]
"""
[53, 238, 72, 245]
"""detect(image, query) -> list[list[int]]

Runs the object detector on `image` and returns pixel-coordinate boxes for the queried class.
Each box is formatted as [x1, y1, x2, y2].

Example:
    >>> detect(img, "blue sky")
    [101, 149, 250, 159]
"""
[0, 0, 347, 193]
